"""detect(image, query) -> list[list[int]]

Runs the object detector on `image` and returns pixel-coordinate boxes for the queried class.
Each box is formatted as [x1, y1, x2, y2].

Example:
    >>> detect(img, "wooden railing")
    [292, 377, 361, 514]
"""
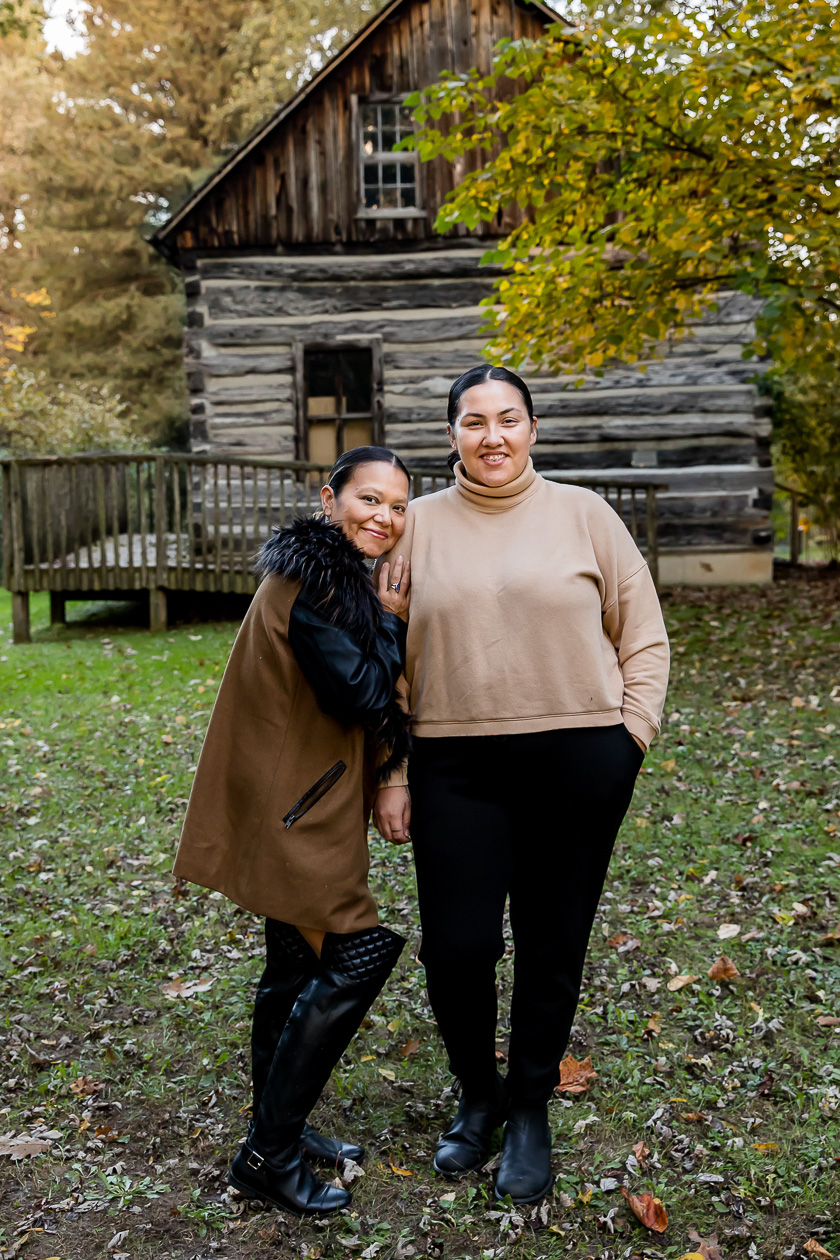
[2, 454, 665, 643]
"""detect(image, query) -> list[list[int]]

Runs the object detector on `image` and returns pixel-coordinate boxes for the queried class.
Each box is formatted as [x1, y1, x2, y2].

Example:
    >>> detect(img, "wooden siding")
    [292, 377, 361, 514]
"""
[170, 0, 549, 251]
[184, 250, 773, 557]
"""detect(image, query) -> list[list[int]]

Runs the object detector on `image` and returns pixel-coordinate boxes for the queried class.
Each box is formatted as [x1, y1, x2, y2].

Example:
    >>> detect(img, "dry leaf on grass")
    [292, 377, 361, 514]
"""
[160, 975, 214, 998]
[620, 1186, 668, 1232]
[388, 1163, 415, 1176]
[557, 1054, 597, 1094]
[717, 923, 740, 940]
[667, 974, 698, 992]
[708, 955, 740, 981]
[815, 1015, 840, 1027]
[0, 1135, 52, 1160]
[803, 1241, 832, 1259]
[687, 1228, 723, 1260]
[400, 1038, 421, 1056]
[632, 1140, 650, 1165]
[606, 932, 641, 953]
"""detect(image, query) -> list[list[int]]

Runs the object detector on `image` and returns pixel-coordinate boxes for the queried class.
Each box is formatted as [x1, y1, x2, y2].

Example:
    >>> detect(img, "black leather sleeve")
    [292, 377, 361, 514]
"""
[288, 595, 407, 723]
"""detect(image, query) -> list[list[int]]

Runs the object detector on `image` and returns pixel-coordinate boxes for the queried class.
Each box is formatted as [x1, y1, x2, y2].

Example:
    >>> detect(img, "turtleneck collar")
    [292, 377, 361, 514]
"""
[454, 457, 541, 512]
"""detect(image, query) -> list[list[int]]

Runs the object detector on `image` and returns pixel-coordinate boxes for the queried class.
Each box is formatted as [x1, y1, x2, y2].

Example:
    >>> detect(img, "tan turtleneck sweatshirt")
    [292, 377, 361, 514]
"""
[382, 460, 669, 782]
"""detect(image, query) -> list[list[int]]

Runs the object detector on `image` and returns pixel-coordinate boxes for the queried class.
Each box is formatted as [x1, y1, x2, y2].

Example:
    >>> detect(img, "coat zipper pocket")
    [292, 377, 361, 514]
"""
[283, 760, 346, 829]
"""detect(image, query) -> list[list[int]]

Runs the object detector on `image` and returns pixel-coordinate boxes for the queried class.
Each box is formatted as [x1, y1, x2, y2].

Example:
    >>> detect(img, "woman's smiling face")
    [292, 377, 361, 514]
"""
[448, 379, 537, 486]
[320, 461, 410, 558]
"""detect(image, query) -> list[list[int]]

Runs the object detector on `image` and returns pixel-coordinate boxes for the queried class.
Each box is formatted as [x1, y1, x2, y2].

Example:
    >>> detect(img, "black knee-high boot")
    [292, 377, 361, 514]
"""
[230, 925, 406, 1215]
[251, 920, 364, 1168]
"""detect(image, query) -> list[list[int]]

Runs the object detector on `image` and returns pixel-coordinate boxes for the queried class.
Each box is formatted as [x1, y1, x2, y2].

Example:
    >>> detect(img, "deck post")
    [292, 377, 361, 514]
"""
[49, 592, 66, 626]
[149, 588, 168, 632]
[12, 591, 31, 644]
[646, 485, 660, 589]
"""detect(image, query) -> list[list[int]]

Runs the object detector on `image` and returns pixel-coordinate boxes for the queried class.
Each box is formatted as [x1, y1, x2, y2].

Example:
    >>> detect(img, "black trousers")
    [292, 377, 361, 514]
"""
[409, 724, 643, 1106]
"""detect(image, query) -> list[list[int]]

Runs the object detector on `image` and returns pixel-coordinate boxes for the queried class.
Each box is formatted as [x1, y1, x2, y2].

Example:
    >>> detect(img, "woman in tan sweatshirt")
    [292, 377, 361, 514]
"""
[374, 365, 669, 1204]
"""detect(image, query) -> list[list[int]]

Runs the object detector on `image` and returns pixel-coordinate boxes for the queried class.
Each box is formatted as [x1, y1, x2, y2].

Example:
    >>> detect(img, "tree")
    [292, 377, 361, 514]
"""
[9, 0, 384, 442]
[407, 0, 840, 378]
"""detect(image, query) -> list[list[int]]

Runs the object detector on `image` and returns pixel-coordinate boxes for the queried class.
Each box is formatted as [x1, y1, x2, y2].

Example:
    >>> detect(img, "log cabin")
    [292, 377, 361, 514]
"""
[151, 0, 774, 585]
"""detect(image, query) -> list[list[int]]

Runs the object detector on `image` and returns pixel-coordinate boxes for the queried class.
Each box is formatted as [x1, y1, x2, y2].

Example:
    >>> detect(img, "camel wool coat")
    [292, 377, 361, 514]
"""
[173, 517, 409, 933]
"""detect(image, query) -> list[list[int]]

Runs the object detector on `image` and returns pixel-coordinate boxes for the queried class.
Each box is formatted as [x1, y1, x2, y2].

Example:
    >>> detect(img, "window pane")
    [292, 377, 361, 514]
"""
[400, 184, 416, 208]
[381, 128, 397, 152]
[363, 163, 378, 187]
[340, 350, 372, 414]
[379, 105, 397, 129]
[361, 104, 378, 130]
[381, 163, 398, 185]
[380, 187, 399, 209]
[342, 419, 373, 453]
[305, 351, 337, 403]
[398, 106, 413, 134]
[364, 189, 380, 209]
[309, 421, 338, 467]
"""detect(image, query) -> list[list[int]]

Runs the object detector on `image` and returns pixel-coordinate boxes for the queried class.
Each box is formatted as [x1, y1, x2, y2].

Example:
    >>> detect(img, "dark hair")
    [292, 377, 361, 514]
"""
[446, 365, 535, 470]
[326, 446, 410, 496]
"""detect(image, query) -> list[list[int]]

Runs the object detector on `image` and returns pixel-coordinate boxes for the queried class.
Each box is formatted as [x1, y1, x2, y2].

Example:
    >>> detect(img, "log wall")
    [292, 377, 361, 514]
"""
[184, 248, 774, 564]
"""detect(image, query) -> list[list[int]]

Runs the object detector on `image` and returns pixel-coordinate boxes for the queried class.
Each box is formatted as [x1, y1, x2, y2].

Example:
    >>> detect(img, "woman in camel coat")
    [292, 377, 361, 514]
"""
[175, 447, 412, 1218]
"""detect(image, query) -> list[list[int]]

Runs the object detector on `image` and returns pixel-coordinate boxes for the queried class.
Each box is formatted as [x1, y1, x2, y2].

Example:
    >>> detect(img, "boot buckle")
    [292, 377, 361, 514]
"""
[246, 1148, 265, 1171]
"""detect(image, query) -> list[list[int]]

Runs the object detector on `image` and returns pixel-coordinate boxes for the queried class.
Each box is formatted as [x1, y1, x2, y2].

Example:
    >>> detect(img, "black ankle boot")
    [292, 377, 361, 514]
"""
[434, 1073, 508, 1176]
[495, 1104, 553, 1203]
[250, 921, 364, 1169]
[230, 925, 406, 1215]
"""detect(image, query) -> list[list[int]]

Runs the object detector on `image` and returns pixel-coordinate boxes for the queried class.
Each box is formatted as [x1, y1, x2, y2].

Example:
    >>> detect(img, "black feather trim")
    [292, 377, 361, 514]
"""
[256, 516, 411, 783]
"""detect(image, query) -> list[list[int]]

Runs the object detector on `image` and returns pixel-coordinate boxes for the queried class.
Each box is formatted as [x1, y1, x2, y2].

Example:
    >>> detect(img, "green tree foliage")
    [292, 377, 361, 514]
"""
[766, 360, 840, 559]
[0, 365, 139, 454]
[407, 0, 840, 378]
[7, 0, 383, 444]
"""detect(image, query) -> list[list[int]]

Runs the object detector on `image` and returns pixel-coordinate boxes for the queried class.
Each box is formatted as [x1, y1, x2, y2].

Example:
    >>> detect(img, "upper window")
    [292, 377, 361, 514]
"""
[360, 102, 419, 213]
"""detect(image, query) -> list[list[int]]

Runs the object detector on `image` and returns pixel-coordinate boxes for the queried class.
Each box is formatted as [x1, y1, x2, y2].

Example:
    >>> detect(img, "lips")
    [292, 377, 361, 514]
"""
[363, 526, 388, 539]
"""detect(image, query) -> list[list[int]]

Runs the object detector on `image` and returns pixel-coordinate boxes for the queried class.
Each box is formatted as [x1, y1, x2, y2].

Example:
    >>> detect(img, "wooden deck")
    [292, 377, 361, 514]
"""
[2, 453, 665, 643]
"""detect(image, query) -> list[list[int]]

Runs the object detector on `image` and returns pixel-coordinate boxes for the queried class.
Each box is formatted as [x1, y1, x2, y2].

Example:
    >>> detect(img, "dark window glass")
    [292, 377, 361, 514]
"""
[303, 348, 374, 458]
[381, 163, 398, 186]
[401, 184, 416, 207]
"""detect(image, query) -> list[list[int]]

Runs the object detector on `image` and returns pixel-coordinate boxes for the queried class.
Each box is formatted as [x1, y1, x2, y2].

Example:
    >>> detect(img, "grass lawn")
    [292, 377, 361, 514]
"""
[1, 579, 838, 1260]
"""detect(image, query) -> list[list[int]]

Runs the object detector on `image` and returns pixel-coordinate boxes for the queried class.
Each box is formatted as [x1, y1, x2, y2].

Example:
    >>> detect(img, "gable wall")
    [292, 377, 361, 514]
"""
[172, 0, 548, 251]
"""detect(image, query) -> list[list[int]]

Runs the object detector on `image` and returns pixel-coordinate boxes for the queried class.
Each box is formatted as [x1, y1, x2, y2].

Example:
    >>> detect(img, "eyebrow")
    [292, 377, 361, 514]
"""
[461, 406, 520, 419]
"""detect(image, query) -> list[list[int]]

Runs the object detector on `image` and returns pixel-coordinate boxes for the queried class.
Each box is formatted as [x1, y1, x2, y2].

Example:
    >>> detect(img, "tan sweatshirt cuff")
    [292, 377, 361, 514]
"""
[621, 710, 658, 751]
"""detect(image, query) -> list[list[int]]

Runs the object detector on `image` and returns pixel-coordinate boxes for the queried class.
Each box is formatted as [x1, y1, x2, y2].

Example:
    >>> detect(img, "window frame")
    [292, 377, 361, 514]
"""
[351, 93, 426, 221]
[292, 337, 385, 463]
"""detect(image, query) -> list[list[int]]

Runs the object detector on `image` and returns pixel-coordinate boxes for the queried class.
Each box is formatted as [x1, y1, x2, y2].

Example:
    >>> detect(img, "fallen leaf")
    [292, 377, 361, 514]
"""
[687, 1228, 723, 1260]
[804, 1241, 832, 1259]
[708, 955, 740, 981]
[717, 923, 740, 940]
[677, 1254, 706, 1260]
[752, 1142, 779, 1152]
[632, 1140, 649, 1165]
[641, 975, 661, 992]
[0, 1136, 51, 1160]
[160, 975, 214, 999]
[667, 974, 698, 992]
[389, 1163, 415, 1176]
[660, 759, 676, 773]
[815, 1015, 840, 1027]
[400, 1038, 421, 1056]
[643, 1013, 662, 1038]
[681, 1112, 708, 1124]
[377, 1068, 396, 1081]
[578, 1184, 594, 1204]
[341, 1159, 365, 1184]
[818, 925, 840, 945]
[557, 1054, 598, 1094]
[69, 1075, 103, 1096]
[620, 1186, 668, 1232]
[607, 931, 641, 952]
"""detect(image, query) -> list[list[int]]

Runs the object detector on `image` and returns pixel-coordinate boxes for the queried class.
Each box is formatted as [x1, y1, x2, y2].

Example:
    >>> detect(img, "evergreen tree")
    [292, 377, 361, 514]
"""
[11, 0, 383, 443]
